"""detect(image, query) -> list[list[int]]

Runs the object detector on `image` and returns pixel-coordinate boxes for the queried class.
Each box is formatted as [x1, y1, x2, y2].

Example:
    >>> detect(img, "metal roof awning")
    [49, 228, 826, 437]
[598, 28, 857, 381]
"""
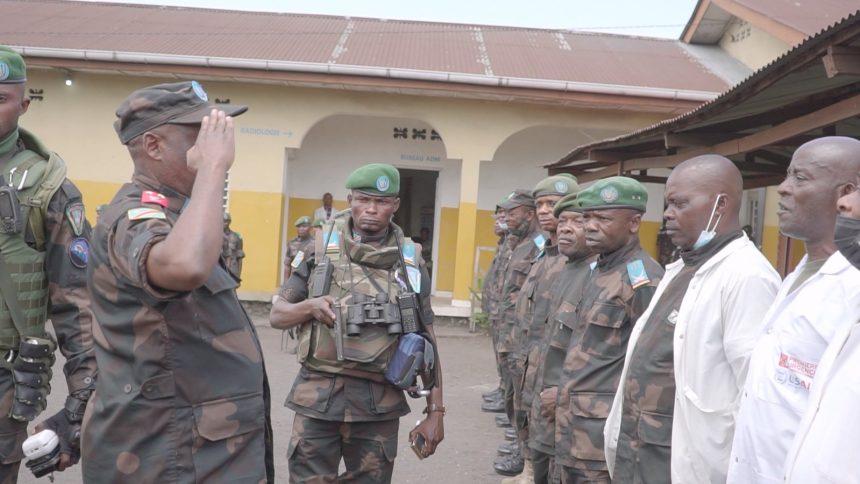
[547, 10, 860, 189]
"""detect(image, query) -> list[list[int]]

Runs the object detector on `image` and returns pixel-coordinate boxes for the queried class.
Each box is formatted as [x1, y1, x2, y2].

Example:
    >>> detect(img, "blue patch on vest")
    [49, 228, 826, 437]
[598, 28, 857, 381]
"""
[69, 238, 89, 269]
[533, 233, 546, 250]
[626, 259, 650, 289]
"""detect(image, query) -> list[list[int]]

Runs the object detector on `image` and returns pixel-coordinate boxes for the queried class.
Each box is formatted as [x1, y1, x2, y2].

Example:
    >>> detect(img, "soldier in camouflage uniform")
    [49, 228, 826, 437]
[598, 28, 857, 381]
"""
[554, 176, 663, 483]
[528, 194, 597, 484]
[283, 215, 314, 282]
[0, 46, 97, 483]
[222, 211, 245, 278]
[83, 81, 274, 482]
[270, 163, 445, 483]
[494, 189, 544, 477]
[505, 176, 578, 482]
[480, 202, 507, 407]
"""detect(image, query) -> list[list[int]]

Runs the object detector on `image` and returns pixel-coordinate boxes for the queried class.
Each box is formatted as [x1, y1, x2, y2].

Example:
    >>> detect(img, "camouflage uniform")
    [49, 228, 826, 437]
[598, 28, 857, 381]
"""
[482, 235, 507, 380]
[0, 129, 96, 483]
[223, 228, 245, 279]
[283, 233, 314, 280]
[282, 214, 434, 483]
[487, 236, 515, 379]
[499, 228, 544, 423]
[612, 232, 741, 483]
[554, 238, 663, 483]
[528, 253, 596, 484]
[83, 174, 274, 483]
[512, 242, 565, 446]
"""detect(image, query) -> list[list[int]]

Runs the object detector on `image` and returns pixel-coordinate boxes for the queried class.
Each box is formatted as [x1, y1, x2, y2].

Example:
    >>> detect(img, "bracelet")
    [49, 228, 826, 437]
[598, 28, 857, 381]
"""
[423, 404, 446, 416]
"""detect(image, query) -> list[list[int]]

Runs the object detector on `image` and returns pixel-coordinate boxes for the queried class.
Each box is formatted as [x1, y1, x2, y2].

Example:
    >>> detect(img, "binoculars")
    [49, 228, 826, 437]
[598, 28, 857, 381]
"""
[346, 293, 403, 336]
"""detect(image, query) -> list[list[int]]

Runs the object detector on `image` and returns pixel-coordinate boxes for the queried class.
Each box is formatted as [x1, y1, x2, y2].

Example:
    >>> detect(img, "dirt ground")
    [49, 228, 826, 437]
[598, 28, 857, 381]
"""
[19, 305, 509, 483]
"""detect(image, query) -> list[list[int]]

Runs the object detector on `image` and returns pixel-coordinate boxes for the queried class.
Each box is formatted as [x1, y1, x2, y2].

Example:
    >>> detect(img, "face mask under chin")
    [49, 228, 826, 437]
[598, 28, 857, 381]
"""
[834, 215, 860, 269]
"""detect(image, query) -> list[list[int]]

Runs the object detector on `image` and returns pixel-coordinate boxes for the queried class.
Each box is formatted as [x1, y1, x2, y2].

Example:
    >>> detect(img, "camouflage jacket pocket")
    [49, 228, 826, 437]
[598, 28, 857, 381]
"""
[568, 391, 614, 463]
[637, 410, 673, 447]
[581, 302, 626, 358]
[192, 392, 265, 442]
[287, 368, 336, 413]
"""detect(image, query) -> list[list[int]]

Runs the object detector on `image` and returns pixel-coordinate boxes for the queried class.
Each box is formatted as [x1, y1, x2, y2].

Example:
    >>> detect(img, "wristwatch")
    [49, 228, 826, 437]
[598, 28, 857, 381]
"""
[423, 403, 446, 416]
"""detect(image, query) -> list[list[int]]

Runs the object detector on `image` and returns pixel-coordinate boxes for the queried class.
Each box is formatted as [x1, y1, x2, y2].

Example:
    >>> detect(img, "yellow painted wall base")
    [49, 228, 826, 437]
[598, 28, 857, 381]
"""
[285, 197, 349, 240]
[762, 224, 780, 266]
[437, 207, 459, 292]
[639, 221, 660, 260]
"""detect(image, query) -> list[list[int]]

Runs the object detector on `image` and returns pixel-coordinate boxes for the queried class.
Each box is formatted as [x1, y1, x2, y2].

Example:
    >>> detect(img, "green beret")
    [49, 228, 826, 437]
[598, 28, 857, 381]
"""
[552, 192, 581, 218]
[499, 189, 536, 210]
[313, 218, 325, 227]
[294, 216, 311, 226]
[576, 176, 648, 212]
[345, 163, 400, 196]
[533, 175, 579, 198]
[558, 173, 578, 182]
[0, 47, 26, 84]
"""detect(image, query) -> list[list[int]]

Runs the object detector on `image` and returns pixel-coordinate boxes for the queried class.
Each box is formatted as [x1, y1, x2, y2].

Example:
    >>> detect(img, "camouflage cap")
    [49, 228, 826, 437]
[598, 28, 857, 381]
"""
[575, 176, 648, 212]
[312, 218, 325, 227]
[499, 189, 536, 210]
[0, 47, 26, 84]
[533, 175, 579, 198]
[294, 216, 311, 226]
[552, 192, 581, 218]
[345, 163, 400, 196]
[114, 81, 247, 144]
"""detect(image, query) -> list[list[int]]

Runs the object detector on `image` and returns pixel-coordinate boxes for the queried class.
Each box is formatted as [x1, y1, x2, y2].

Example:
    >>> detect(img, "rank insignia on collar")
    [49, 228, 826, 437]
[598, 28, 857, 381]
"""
[65, 203, 86, 237]
[127, 207, 166, 221]
[627, 259, 651, 289]
[141, 190, 169, 208]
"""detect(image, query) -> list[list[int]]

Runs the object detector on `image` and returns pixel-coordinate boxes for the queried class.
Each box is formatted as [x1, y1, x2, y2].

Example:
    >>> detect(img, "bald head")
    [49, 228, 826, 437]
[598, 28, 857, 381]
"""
[793, 136, 860, 182]
[778, 136, 860, 246]
[663, 154, 743, 250]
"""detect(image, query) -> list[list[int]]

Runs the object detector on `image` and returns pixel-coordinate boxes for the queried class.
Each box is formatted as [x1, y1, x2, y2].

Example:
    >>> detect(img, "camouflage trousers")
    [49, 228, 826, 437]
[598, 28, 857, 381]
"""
[558, 465, 610, 484]
[288, 414, 398, 483]
[533, 449, 560, 484]
[503, 355, 530, 459]
[0, 370, 27, 484]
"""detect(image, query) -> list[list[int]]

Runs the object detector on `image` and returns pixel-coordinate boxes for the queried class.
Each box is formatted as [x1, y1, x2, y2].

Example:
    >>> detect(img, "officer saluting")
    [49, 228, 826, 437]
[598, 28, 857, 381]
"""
[84, 81, 274, 482]
[0, 46, 97, 481]
[271, 163, 445, 483]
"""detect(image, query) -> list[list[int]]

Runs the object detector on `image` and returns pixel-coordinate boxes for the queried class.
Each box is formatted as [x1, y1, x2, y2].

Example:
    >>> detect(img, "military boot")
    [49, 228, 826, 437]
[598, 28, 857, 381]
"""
[483, 387, 503, 402]
[497, 440, 519, 456]
[482, 393, 505, 413]
[504, 428, 517, 441]
[494, 445, 524, 476]
[495, 414, 512, 428]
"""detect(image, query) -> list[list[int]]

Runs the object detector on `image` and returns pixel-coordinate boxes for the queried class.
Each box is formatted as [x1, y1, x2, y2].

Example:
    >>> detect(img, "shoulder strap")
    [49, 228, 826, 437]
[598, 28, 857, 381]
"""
[26, 153, 68, 251]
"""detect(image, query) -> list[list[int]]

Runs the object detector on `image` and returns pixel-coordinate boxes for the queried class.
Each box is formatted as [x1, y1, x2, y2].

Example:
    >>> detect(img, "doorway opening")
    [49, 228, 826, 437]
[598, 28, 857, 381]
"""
[394, 168, 439, 286]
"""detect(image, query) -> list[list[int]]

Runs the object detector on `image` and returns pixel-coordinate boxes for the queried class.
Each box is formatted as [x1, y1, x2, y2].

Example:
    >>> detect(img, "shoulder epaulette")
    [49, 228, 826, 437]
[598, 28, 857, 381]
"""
[626, 259, 651, 289]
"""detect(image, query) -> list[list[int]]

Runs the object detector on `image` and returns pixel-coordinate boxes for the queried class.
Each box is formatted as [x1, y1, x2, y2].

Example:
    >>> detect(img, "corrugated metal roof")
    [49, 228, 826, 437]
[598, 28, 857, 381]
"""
[547, 8, 860, 169]
[735, 0, 860, 37]
[0, 0, 731, 93]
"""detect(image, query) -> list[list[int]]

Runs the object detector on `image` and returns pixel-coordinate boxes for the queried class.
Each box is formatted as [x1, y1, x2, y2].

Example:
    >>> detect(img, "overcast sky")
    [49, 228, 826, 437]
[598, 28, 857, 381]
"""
[75, 0, 699, 38]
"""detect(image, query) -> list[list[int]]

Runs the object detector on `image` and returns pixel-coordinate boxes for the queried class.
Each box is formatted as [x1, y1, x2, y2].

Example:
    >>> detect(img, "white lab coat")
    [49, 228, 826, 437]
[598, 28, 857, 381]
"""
[727, 251, 860, 484]
[784, 299, 860, 483]
[605, 235, 780, 483]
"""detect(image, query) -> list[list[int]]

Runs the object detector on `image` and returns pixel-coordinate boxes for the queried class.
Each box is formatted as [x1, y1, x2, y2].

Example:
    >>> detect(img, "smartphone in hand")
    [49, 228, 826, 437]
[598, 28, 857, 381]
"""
[411, 433, 426, 460]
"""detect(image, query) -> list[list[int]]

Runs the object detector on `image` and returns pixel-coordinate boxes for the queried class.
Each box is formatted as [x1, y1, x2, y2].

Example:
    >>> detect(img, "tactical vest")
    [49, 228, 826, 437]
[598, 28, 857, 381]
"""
[0, 138, 68, 351]
[297, 214, 420, 381]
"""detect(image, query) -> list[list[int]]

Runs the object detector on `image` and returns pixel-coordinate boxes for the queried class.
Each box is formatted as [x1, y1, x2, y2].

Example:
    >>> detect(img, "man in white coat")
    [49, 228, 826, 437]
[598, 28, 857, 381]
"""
[604, 155, 780, 483]
[783, 138, 860, 483]
[728, 136, 860, 484]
